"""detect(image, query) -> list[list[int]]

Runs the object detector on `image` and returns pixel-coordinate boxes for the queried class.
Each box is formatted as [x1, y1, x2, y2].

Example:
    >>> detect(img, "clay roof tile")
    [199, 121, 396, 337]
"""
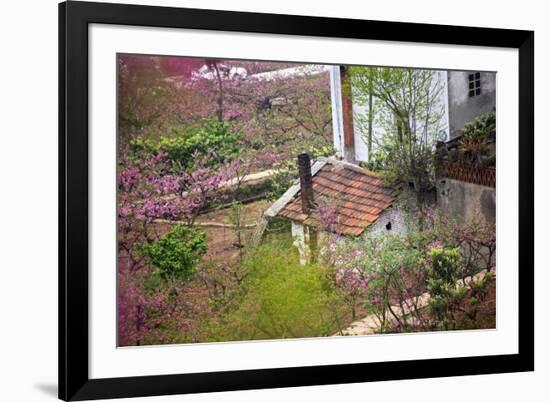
[277, 160, 399, 236]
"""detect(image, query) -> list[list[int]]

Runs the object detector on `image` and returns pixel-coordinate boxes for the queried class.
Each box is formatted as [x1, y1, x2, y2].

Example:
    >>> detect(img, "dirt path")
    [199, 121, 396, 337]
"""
[196, 199, 270, 263]
[151, 199, 271, 264]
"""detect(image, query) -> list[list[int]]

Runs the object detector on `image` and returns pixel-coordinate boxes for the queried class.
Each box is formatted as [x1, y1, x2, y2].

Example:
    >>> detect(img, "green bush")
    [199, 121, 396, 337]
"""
[425, 245, 462, 325]
[130, 119, 242, 170]
[460, 111, 496, 141]
[137, 225, 207, 282]
[426, 246, 462, 294]
[206, 240, 345, 341]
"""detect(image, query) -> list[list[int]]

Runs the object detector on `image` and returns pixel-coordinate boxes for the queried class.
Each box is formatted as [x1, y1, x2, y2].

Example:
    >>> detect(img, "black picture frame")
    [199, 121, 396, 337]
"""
[59, 1, 534, 400]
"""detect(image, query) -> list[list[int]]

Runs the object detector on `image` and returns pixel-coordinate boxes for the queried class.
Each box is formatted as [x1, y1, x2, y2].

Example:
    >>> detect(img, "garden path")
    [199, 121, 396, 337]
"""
[221, 169, 277, 188]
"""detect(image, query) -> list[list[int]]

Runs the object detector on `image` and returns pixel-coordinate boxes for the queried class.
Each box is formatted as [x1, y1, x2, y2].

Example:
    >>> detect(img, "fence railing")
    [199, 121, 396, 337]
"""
[437, 161, 495, 187]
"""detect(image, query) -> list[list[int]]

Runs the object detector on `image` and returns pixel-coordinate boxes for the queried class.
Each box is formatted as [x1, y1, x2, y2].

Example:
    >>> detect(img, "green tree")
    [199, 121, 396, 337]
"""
[349, 67, 446, 194]
[137, 225, 207, 282]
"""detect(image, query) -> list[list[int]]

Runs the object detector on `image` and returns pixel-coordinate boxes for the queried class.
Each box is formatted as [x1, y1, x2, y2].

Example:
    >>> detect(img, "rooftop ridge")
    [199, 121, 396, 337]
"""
[316, 157, 382, 179]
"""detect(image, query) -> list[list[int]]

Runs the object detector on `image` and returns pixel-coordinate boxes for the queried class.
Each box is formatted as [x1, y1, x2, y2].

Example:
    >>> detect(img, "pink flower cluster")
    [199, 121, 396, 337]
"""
[315, 198, 339, 232]
[118, 166, 140, 190]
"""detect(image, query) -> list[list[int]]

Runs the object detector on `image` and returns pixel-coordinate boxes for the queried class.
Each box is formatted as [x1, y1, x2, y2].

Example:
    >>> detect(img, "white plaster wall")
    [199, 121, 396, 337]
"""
[433, 70, 450, 142]
[352, 102, 387, 162]
[329, 66, 344, 158]
[353, 102, 368, 161]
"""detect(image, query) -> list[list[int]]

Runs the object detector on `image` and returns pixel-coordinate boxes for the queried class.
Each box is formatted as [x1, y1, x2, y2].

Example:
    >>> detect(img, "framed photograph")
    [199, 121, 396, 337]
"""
[59, 1, 534, 400]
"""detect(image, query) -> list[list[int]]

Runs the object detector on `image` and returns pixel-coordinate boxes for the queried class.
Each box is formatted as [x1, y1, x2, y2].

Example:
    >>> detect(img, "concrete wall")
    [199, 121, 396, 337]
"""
[447, 71, 496, 139]
[436, 178, 495, 226]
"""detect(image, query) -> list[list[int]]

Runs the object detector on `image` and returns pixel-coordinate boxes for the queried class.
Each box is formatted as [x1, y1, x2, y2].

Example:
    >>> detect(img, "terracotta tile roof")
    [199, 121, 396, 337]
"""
[277, 160, 399, 236]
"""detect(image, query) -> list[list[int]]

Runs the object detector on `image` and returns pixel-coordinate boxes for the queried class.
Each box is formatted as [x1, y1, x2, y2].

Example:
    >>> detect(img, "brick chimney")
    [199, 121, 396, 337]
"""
[297, 153, 314, 214]
[340, 66, 356, 163]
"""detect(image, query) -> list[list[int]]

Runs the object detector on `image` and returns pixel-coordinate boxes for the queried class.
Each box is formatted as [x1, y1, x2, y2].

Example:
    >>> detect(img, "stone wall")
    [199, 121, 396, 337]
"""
[436, 177, 495, 225]
[291, 205, 410, 265]
[367, 205, 409, 237]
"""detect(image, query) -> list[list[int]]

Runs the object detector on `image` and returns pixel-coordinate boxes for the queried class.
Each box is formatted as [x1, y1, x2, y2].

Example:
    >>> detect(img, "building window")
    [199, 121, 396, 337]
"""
[468, 72, 481, 97]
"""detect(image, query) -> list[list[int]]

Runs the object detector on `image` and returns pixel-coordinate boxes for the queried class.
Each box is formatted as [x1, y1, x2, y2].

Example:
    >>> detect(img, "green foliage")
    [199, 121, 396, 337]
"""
[424, 244, 493, 330]
[267, 164, 296, 200]
[425, 245, 463, 327]
[349, 66, 446, 192]
[461, 111, 496, 141]
[426, 245, 462, 295]
[265, 144, 334, 200]
[322, 212, 496, 333]
[307, 144, 335, 159]
[130, 119, 242, 170]
[137, 225, 207, 282]
[207, 240, 345, 341]
[455, 111, 496, 167]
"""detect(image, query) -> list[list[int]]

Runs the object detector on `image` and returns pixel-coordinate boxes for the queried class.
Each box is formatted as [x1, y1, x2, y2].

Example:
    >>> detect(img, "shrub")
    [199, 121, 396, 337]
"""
[414, 210, 496, 275]
[206, 240, 346, 341]
[130, 119, 242, 170]
[426, 245, 462, 291]
[425, 243, 495, 330]
[425, 245, 463, 327]
[136, 225, 207, 282]
[461, 111, 496, 141]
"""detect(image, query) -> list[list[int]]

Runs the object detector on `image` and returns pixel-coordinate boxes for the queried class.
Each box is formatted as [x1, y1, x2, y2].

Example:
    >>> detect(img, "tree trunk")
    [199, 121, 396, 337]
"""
[367, 91, 373, 164]
[212, 63, 224, 121]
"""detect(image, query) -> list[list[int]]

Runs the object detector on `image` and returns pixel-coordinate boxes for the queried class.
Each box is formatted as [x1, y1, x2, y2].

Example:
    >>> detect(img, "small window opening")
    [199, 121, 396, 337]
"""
[386, 222, 392, 231]
[468, 72, 481, 97]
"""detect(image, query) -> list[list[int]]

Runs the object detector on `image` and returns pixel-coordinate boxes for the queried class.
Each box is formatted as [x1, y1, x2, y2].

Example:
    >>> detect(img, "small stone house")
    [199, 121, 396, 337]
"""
[264, 154, 406, 264]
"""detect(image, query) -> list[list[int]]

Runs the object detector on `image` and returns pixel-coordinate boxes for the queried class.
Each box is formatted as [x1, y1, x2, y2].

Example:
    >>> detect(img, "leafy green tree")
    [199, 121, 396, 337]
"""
[137, 225, 207, 282]
[426, 244, 493, 330]
[349, 67, 446, 193]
